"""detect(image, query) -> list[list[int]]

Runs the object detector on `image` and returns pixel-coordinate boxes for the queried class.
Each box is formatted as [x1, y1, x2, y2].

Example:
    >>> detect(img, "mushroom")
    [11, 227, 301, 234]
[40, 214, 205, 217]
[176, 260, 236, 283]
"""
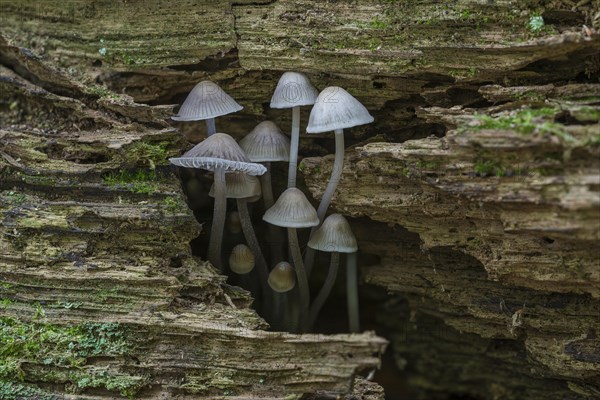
[239, 120, 290, 263]
[263, 187, 319, 331]
[268, 261, 296, 293]
[307, 214, 359, 332]
[268, 260, 296, 331]
[169, 133, 266, 273]
[229, 244, 255, 275]
[171, 81, 243, 136]
[239, 120, 290, 209]
[270, 72, 318, 188]
[304, 86, 373, 275]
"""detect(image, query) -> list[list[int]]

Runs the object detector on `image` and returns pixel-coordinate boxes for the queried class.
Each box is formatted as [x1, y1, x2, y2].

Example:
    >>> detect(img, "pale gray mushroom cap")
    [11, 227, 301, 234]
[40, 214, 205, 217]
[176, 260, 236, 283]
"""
[169, 133, 266, 176]
[209, 172, 261, 199]
[270, 72, 318, 109]
[263, 187, 319, 228]
[172, 81, 243, 121]
[306, 86, 374, 133]
[239, 121, 290, 162]
[229, 244, 255, 274]
[308, 213, 358, 253]
[268, 261, 296, 293]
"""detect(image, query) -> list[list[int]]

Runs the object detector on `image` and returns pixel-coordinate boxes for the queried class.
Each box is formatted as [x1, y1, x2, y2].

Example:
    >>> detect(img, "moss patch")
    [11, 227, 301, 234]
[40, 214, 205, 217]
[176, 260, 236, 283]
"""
[102, 169, 161, 194]
[0, 317, 146, 397]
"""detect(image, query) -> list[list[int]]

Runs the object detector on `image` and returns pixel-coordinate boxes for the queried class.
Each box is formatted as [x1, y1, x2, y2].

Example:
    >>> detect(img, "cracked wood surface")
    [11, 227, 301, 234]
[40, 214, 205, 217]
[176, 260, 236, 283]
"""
[0, 36, 387, 399]
[1, 0, 599, 399]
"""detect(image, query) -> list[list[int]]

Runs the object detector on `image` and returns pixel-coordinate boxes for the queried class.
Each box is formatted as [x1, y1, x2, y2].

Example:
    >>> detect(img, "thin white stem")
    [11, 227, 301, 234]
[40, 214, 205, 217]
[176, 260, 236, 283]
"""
[288, 228, 309, 332]
[206, 118, 216, 136]
[305, 129, 345, 276]
[237, 198, 270, 298]
[346, 252, 360, 333]
[287, 106, 301, 188]
[308, 252, 339, 329]
[260, 163, 284, 265]
[208, 168, 226, 272]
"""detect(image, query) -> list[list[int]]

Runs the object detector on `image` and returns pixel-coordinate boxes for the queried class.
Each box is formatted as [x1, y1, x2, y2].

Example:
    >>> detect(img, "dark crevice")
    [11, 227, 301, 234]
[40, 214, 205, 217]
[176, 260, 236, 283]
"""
[167, 48, 240, 72]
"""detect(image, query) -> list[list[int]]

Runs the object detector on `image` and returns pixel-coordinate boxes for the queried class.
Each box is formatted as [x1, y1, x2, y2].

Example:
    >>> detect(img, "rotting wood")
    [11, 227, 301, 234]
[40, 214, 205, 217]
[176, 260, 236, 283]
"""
[0, 36, 387, 399]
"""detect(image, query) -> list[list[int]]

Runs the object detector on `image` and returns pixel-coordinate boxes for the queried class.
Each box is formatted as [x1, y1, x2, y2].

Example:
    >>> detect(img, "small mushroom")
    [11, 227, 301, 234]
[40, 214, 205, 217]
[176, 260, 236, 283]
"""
[169, 133, 266, 273]
[172, 81, 243, 136]
[304, 87, 373, 276]
[307, 214, 359, 332]
[268, 261, 296, 293]
[229, 244, 255, 274]
[263, 187, 319, 331]
[270, 72, 318, 188]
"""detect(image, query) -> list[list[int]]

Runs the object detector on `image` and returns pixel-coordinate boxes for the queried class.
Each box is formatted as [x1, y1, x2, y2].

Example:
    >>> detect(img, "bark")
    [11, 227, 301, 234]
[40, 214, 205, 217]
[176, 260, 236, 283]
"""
[0, 36, 386, 399]
[301, 84, 600, 399]
[1, 0, 599, 399]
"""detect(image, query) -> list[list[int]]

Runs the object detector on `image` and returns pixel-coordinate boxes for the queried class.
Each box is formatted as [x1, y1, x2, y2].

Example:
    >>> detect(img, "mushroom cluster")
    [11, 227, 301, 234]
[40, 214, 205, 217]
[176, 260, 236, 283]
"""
[170, 76, 373, 333]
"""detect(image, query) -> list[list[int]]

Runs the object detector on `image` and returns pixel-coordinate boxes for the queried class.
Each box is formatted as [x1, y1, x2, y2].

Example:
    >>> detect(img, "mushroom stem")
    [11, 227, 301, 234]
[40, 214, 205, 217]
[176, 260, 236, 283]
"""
[346, 252, 360, 333]
[260, 162, 283, 264]
[305, 129, 345, 275]
[287, 106, 301, 188]
[208, 168, 226, 272]
[206, 118, 216, 136]
[271, 291, 290, 331]
[288, 227, 309, 332]
[308, 252, 340, 329]
[237, 198, 271, 298]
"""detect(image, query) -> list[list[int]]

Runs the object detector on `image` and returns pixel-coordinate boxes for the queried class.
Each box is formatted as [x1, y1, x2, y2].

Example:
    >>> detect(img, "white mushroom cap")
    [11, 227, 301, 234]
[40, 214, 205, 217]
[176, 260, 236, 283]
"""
[172, 81, 243, 121]
[308, 214, 358, 253]
[239, 121, 290, 162]
[169, 133, 266, 176]
[270, 72, 318, 109]
[306, 86, 374, 133]
[209, 172, 261, 199]
[268, 261, 296, 293]
[263, 188, 319, 228]
[229, 244, 255, 274]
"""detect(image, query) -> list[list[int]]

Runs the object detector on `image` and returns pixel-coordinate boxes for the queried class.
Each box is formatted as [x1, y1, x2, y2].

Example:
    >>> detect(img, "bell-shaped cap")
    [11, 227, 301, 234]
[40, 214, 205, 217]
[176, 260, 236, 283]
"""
[270, 72, 318, 109]
[306, 86, 374, 133]
[172, 81, 243, 121]
[229, 244, 255, 274]
[169, 133, 266, 176]
[308, 214, 358, 253]
[239, 121, 290, 162]
[263, 188, 319, 228]
[268, 261, 296, 293]
[209, 172, 261, 199]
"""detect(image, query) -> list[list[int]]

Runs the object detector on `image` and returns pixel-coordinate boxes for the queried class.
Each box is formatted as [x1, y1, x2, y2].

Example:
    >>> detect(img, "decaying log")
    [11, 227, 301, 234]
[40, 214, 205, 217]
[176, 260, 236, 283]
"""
[1, 0, 599, 399]
[0, 36, 386, 399]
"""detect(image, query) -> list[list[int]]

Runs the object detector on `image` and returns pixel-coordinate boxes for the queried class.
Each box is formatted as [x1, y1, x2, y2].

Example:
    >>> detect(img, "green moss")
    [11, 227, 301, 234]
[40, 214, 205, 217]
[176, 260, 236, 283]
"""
[370, 16, 388, 30]
[162, 197, 187, 213]
[0, 317, 141, 397]
[2, 191, 27, 205]
[0, 380, 59, 400]
[103, 169, 160, 194]
[474, 160, 506, 177]
[469, 107, 565, 135]
[126, 142, 170, 168]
